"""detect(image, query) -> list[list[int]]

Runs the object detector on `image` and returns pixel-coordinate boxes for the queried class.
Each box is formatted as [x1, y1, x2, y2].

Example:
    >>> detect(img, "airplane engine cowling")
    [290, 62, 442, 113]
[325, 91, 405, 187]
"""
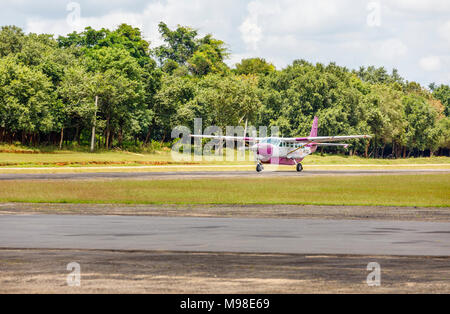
[257, 144, 273, 157]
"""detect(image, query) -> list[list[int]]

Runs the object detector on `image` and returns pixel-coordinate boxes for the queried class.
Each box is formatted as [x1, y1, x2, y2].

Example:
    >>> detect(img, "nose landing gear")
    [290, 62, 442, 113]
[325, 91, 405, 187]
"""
[296, 163, 303, 172]
[256, 162, 264, 172]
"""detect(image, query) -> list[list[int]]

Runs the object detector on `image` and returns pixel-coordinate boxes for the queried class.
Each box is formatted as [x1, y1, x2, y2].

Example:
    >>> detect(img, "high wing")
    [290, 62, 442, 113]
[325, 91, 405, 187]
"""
[190, 134, 371, 143]
[190, 135, 262, 142]
[282, 135, 371, 143]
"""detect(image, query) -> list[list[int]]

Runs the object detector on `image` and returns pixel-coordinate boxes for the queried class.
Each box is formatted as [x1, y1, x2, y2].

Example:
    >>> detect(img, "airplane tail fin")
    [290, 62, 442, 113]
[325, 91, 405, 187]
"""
[310, 116, 318, 137]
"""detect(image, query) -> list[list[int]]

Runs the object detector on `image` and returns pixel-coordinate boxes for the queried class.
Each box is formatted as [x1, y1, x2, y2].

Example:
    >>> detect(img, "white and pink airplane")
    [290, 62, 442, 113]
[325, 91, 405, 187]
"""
[192, 117, 371, 172]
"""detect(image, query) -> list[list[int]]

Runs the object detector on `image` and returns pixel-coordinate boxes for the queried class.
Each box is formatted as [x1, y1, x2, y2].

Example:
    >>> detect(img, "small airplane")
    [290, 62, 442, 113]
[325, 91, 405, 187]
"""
[191, 117, 371, 172]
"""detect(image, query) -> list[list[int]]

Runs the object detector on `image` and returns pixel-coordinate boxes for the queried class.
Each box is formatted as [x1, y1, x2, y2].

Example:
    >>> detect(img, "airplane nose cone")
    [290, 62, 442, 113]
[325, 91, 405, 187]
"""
[257, 144, 273, 156]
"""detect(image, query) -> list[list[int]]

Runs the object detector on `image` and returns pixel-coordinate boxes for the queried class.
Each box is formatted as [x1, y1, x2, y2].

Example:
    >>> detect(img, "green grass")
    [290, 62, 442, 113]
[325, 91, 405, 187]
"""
[0, 150, 167, 165]
[0, 147, 259, 167]
[302, 155, 450, 165]
[0, 174, 448, 207]
[0, 148, 449, 168]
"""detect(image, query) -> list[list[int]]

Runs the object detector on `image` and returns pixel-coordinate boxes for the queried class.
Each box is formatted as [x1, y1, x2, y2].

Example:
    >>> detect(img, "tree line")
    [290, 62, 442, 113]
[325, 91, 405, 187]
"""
[0, 23, 448, 157]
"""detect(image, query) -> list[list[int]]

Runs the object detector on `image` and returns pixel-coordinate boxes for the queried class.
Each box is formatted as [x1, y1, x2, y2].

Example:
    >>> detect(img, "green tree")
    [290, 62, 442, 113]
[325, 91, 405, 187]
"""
[362, 84, 406, 157]
[0, 25, 25, 57]
[153, 74, 198, 140]
[57, 63, 98, 145]
[154, 22, 229, 76]
[0, 56, 57, 144]
[84, 47, 146, 149]
[235, 58, 275, 76]
[58, 24, 161, 147]
[431, 84, 450, 116]
[188, 44, 228, 76]
[259, 60, 364, 137]
[403, 94, 440, 156]
[355, 66, 404, 85]
[17, 33, 77, 86]
[196, 74, 262, 129]
[154, 22, 199, 65]
[58, 24, 151, 66]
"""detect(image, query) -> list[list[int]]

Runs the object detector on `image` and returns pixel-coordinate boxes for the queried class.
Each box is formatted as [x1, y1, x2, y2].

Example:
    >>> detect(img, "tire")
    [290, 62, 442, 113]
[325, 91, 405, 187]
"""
[256, 164, 263, 172]
[296, 163, 303, 172]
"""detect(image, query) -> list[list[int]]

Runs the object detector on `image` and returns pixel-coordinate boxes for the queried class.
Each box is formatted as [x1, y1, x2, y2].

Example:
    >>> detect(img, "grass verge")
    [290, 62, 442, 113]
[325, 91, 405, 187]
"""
[0, 174, 448, 207]
[0, 150, 253, 167]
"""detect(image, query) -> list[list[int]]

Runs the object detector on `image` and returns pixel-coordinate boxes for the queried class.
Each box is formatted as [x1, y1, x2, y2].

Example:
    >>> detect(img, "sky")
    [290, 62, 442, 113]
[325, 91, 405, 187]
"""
[1, 0, 449, 86]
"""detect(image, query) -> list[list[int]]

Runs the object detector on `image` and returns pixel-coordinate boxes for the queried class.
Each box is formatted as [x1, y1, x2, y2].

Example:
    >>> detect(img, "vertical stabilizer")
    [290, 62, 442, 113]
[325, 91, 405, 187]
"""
[310, 117, 318, 137]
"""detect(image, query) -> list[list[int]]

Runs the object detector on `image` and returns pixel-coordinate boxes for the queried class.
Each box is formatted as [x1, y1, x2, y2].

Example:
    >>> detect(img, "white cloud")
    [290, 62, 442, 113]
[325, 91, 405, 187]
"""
[3, 0, 446, 85]
[240, 0, 357, 35]
[270, 0, 342, 32]
[239, 1, 281, 51]
[24, 0, 244, 46]
[389, 0, 450, 13]
[375, 39, 408, 60]
[438, 20, 450, 43]
[26, 11, 144, 37]
[239, 18, 262, 51]
[419, 56, 442, 71]
[238, 0, 361, 53]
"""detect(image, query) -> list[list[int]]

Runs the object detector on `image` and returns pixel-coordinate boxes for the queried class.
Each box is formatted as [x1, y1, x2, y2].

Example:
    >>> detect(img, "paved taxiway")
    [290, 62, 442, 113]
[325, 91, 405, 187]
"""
[0, 215, 448, 256]
[0, 169, 448, 180]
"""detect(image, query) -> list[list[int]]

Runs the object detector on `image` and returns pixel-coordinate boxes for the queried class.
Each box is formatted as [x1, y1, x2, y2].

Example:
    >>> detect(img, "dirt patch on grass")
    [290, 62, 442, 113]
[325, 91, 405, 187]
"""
[0, 203, 448, 222]
[0, 249, 448, 293]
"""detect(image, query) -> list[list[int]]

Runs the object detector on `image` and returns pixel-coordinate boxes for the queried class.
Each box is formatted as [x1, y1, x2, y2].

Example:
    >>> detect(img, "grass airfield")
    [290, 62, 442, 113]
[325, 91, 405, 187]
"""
[0, 174, 448, 207]
[0, 148, 449, 166]
[0, 149, 449, 173]
[0, 149, 448, 207]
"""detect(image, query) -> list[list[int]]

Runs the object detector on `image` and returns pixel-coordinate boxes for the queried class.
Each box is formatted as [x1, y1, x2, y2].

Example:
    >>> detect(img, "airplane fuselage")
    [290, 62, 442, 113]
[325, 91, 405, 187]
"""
[252, 139, 317, 165]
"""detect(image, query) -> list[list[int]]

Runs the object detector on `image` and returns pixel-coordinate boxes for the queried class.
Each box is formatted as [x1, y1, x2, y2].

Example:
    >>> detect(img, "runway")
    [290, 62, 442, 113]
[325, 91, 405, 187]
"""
[0, 169, 448, 180]
[0, 215, 449, 256]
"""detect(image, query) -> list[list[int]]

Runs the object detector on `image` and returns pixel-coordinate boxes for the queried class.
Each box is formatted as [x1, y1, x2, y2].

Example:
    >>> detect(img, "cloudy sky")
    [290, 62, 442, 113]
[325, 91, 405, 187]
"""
[1, 0, 449, 86]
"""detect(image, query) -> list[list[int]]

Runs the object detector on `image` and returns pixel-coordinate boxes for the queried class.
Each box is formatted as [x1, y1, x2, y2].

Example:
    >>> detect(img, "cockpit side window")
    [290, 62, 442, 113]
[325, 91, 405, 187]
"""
[261, 138, 281, 146]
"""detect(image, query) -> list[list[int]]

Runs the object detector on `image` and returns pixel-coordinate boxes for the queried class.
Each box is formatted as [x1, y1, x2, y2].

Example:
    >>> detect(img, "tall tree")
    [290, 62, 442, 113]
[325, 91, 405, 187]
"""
[0, 25, 25, 57]
[235, 58, 275, 76]
[431, 84, 450, 116]
[0, 56, 57, 144]
[154, 22, 199, 66]
[84, 47, 146, 149]
[154, 22, 229, 76]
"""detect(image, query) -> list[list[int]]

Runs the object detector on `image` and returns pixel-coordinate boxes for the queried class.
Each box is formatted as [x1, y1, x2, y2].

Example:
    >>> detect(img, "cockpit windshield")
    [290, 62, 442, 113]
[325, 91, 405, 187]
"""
[260, 138, 281, 146]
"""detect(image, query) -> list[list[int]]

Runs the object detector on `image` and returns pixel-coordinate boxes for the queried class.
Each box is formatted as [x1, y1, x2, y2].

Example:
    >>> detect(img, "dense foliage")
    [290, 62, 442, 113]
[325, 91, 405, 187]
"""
[0, 24, 448, 157]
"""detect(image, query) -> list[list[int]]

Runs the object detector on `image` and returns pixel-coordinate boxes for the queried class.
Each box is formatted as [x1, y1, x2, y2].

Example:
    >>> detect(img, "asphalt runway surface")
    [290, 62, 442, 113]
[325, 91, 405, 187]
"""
[0, 169, 448, 180]
[1, 215, 449, 256]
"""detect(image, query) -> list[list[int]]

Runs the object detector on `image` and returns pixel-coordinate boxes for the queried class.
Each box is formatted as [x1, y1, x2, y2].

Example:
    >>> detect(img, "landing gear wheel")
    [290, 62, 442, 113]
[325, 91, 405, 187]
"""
[296, 163, 303, 172]
[256, 163, 263, 172]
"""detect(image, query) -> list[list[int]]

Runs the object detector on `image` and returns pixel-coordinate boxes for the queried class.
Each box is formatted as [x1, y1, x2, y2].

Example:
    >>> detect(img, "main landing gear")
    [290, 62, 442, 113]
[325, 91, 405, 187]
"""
[296, 163, 303, 172]
[256, 162, 264, 172]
